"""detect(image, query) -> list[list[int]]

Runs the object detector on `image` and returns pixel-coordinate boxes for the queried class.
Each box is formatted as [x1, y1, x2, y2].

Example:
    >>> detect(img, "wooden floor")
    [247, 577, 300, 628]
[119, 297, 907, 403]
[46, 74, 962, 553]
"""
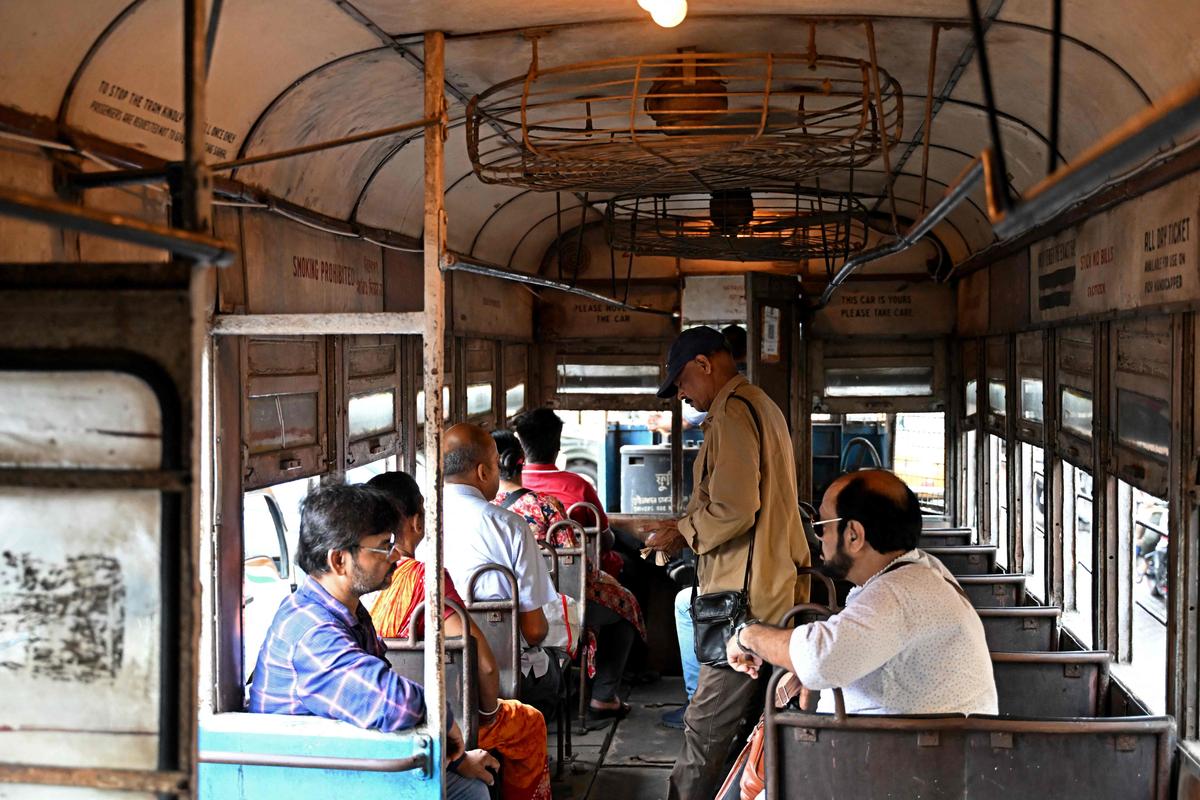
[548, 677, 687, 799]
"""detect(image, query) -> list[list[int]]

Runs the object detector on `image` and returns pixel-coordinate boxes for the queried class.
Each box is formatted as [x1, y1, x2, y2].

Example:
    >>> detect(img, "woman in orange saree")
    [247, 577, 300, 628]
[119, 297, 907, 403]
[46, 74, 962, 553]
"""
[368, 471, 551, 800]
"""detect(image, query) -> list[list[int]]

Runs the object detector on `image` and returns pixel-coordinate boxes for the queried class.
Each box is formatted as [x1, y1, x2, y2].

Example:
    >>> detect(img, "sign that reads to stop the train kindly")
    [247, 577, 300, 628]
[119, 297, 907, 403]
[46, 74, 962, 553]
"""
[1029, 172, 1199, 323]
[812, 281, 954, 337]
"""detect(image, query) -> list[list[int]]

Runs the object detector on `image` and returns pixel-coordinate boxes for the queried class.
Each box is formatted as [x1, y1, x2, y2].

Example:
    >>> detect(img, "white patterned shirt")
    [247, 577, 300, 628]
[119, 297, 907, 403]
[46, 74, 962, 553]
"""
[789, 549, 998, 716]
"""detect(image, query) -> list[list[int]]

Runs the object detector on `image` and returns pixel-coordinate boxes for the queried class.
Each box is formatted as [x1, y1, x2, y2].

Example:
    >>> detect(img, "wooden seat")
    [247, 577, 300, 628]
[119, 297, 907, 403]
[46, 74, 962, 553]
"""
[920, 529, 973, 547]
[924, 545, 997, 575]
[991, 651, 1110, 718]
[763, 676, 1175, 800]
[383, 599, 478, 748]
[978, 607, 1061, 652]
[957, 574, 1026, 608]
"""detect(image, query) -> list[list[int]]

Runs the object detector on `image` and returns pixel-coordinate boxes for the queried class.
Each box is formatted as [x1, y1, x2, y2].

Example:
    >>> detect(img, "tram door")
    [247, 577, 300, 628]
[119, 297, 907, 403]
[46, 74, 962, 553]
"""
[0, 263, 199, 798]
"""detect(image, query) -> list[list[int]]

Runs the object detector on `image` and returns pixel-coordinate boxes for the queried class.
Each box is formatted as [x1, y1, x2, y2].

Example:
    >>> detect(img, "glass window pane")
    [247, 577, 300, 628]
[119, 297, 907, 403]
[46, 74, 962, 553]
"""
[506, 383, 526, 418]
[893, 413, 945, 513]
[1115, 485, 1168, 714]
[965, 379, 977, 417]
[1063, 465, 1094, 644]
[0, 488, 161, 770]
[467, 383, 493, 416]
[989, 435, 1008, 569]
[0, 371, 161, 469]
[1061, 387, 1093, 439]
[248, 393, 318, 453]
[988, 381, 1007, 416]
[1117, 388, 1170, 460]
[348, 390, 396, 439]
[824, 366, 933, 397]
[1021, 378, 1044, 423]
[557, 364, 660, 395]
[415, 387, 451, 424]
[1024, 444, 1046, 601]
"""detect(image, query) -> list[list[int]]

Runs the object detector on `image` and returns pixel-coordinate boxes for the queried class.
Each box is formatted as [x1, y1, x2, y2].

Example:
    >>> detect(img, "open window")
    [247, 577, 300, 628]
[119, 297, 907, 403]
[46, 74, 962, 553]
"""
[959, 340, 981, 528]
[1056, 325, 1095, 465]
[1111, 317, 1172, 497]
[984, 336, 1008, 436]
[463, 338, 498, 426]
[503, 342, 529, 421]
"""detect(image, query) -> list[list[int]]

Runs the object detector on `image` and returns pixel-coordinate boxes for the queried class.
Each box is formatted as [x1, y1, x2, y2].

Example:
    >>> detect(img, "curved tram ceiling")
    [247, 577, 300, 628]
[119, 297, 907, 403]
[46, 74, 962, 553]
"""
[2, 0, 1196, 281]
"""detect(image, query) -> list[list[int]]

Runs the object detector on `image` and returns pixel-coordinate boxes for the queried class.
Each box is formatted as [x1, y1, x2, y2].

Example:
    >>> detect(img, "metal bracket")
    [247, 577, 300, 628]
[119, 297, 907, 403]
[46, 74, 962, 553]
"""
[1022, 617, 1041, 630]
[1064, 663, 1082, 678]
[1115, 735, 1138, 752]
[486, 611, 502, 623]
[795, 728, 818, 743]
[990, 732, 1014, 749]
[918, 732, 941, 747]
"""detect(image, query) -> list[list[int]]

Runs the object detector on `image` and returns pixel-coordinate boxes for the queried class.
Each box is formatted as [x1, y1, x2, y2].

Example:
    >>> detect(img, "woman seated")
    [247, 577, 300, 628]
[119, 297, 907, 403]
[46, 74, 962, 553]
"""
[491, 430, 646, 721]
[367, 471, 551, 800]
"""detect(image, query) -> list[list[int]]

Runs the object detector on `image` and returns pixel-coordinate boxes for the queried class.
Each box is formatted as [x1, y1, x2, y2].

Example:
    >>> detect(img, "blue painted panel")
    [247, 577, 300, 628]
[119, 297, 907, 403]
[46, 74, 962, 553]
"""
[199, 713, 440, 800]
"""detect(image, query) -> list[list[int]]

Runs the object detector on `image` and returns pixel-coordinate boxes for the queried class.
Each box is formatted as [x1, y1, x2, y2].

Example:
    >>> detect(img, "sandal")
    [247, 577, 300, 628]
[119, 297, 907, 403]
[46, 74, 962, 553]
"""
[586, 701, 631, 723]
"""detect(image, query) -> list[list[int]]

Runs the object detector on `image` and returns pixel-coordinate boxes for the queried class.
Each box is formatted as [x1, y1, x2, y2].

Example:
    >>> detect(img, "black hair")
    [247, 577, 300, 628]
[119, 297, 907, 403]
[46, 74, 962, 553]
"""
[295, 484, 399, 576]
[443, 439, 483, 477]
[491, 429, 525, 481]
[512, 407, 563, 464]
[366, 471, 424, 520]
[720, 324, 748, 362]
[834, 473, 922, 553]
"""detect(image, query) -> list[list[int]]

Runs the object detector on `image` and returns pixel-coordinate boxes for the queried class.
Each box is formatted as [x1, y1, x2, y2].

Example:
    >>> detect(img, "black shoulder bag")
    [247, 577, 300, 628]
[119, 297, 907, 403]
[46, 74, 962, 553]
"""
[690, 391, 763, 668]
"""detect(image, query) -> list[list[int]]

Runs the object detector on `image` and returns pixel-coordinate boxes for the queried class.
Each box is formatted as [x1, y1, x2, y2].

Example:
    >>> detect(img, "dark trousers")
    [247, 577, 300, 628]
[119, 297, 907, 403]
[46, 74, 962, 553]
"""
[586, 603, 636, 702]
[668, 664, 768, 800]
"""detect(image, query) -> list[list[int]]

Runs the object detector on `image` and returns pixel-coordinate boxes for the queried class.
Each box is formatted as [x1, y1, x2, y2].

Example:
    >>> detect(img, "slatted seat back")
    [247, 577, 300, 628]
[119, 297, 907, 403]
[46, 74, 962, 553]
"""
[920, 530, 973, 547]
[958, 575, 1026, 608]
[978, 607, 1061, 652]
[383, 599, 478, 747]
[464, 563, 521, 699]
[922, 514, 955, 528]
[765, 681, 1175, 800]
[991, 651, 1109, 717]
[566, 501, 604, 568]
[924, 545, 997, 575]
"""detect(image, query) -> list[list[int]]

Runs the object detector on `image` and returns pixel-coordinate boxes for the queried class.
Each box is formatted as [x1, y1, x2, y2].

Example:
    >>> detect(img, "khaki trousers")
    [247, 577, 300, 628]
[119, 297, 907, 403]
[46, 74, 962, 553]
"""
[668, 664, 766, 800]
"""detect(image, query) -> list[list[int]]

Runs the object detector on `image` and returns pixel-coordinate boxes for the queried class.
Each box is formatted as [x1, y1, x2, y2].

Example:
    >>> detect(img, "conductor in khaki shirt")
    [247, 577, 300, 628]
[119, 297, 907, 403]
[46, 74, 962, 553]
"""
[645, 325, 811, 800]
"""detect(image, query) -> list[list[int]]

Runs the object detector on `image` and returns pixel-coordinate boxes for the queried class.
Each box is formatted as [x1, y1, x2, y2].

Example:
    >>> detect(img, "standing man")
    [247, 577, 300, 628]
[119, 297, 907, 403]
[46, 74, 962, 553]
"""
[644, 325, 811, 800]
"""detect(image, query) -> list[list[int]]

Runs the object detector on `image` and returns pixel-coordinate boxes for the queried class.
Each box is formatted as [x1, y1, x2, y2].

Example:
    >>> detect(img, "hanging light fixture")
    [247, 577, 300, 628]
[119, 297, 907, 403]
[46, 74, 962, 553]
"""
[637, 0, 688, 28]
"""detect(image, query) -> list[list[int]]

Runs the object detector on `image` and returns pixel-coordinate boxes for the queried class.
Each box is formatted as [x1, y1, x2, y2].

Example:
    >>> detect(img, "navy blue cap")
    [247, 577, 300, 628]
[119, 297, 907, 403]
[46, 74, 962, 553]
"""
[656, 326, 730, 399]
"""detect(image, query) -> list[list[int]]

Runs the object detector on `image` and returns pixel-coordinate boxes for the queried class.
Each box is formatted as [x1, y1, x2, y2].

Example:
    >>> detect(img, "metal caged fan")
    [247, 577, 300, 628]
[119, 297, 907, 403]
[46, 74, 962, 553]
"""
[604, 188, 870, 263]
[467, 50, 902, 194]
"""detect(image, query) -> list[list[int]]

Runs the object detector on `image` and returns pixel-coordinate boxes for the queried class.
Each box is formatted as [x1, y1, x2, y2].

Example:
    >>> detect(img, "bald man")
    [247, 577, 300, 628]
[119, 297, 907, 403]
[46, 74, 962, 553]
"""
[726, 470, 997, 716]
[430, 423, 556, 651]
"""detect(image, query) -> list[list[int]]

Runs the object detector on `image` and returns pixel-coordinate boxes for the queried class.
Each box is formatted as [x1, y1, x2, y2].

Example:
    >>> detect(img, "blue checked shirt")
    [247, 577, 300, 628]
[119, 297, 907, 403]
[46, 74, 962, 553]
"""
[248, 576, 445, 731]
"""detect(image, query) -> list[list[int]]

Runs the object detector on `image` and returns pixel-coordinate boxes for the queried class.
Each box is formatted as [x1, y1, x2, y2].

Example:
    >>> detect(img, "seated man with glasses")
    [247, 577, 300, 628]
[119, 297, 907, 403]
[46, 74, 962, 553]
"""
[248, 483, 492, 800]
[725, 469, 997, 716]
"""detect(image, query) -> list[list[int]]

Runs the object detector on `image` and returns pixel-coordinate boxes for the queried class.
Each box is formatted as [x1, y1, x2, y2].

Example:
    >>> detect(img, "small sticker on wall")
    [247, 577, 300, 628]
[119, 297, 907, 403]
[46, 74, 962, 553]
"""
[761, 306, 781, 363]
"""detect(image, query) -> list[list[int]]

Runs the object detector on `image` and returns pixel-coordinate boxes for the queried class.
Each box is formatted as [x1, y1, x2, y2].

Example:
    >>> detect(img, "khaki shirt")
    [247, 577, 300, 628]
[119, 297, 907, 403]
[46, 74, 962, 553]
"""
[679, 375, 811, 625]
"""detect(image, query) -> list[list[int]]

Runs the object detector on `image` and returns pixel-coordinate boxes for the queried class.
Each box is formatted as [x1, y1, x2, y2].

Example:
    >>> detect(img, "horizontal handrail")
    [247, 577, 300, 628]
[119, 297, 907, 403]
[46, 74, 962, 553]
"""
[198, 749, 427, 772]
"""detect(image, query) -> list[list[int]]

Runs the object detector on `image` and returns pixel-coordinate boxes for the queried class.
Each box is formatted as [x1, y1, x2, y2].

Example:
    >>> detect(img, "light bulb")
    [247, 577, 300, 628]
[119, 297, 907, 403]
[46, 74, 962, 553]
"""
[648, 0, 687, 28]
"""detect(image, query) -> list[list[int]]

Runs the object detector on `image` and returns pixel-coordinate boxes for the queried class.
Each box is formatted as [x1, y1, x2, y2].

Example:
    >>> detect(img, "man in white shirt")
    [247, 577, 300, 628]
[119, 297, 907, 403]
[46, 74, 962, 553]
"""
[726, 469, 997, 716]
[427, 423, 560, 710]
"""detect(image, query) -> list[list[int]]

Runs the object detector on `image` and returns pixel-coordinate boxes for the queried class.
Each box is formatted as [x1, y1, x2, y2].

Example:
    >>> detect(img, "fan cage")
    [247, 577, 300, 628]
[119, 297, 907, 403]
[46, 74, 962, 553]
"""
[467, 51, 902, 194]
[604, 188, 871, 263]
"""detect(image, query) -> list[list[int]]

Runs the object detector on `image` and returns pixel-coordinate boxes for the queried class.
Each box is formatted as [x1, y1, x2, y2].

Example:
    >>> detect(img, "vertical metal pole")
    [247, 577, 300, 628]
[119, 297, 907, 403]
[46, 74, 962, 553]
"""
[181, 0, 211, 235]
[422, 29, 449, 791]
[1046, 332, 1065, 608]
[1047, 0, 1063, 176]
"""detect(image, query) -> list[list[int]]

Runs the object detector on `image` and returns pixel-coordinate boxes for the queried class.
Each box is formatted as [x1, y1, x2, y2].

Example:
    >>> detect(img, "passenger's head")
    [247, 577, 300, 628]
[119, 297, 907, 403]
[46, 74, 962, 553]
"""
[513, 407, 563, 464]
[491, 429, 525, 483]
[295, 483, 399, 597]
[720, 324, 748, 363]
[443, 422, 501, 500]
[367, 471, 425, 551]
[657, 325, 739, 412]
[816, 469, 921, 584]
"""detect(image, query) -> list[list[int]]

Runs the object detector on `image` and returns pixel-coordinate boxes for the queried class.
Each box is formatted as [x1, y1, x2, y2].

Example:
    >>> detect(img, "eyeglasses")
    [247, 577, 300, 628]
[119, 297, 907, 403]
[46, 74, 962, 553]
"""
[811, 517, 844, 532]
[354, 533, 399, 557]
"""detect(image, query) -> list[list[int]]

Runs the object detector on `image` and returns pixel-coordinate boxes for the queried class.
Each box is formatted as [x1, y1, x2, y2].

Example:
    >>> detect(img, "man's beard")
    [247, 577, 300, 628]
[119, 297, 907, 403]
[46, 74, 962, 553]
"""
[819, 540, 853, 582]
[351, 562, 392, 596]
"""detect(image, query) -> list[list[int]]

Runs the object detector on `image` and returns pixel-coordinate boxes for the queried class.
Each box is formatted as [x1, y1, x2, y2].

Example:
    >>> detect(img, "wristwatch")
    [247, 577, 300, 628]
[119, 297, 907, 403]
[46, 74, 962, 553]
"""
[734, 618, 762, 655]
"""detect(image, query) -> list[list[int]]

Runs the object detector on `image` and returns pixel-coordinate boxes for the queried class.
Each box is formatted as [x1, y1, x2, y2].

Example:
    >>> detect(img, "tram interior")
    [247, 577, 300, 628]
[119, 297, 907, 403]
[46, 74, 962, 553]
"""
[2, 0, 1200, 798]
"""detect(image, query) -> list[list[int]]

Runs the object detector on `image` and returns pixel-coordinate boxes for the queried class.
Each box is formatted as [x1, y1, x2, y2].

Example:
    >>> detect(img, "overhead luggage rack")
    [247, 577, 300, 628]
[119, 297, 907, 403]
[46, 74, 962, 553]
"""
[604, 187, 870, 262]
[467, 51, 903, 194]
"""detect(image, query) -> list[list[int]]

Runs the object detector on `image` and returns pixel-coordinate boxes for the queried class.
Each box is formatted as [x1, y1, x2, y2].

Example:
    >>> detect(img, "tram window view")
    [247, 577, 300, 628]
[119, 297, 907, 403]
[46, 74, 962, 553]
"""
[3, 1, 1200, 798]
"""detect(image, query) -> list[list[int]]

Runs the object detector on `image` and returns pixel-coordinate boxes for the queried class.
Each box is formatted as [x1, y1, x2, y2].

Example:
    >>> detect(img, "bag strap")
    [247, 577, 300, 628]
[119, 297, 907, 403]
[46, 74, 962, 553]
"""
[500, 487, 532, 510]
[692, 388, 765, 602]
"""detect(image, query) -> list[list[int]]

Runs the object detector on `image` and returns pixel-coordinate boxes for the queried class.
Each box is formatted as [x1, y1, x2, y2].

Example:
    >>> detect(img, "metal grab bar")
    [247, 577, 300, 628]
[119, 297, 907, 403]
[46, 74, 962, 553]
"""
[197, 749, 428, 773]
